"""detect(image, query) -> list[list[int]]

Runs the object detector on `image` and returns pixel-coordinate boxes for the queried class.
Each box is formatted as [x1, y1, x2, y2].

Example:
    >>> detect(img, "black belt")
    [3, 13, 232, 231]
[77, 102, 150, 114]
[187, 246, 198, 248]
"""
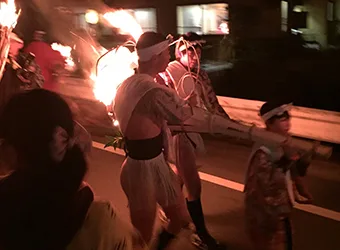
[125, 133, 163, 160]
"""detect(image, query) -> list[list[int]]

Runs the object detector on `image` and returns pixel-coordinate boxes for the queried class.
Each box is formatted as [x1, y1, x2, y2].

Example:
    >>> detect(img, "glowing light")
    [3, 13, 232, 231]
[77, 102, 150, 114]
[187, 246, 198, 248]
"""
[51, 43, 75, 70]
[0, 0, 20, 80]
[93, 46, 137, 106]
[134, 10, 148, 20]
[85, 10, 99, 24]
[103, 10, 143, 41]
[219, 21, 229, 34]
[113, 120, 119, 126]
[0, 0, 19, 28]
[91, 10, 142, 106]
[293, 6, 303, 13]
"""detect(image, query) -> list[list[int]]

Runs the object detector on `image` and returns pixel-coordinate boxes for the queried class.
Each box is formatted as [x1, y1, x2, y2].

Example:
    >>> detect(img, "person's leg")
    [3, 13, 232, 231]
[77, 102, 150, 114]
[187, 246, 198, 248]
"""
[294, 176, 313, 203]
[175, 134, 201, 201]
[156, 201, 189, 250]
[120, 160, 158, 245]
[129, 205, 157, 244]
[284, 218, 293, 250]
[155, 162, 191, 250]
[175, 135, 207, 234]
[174, 134, 226, 249]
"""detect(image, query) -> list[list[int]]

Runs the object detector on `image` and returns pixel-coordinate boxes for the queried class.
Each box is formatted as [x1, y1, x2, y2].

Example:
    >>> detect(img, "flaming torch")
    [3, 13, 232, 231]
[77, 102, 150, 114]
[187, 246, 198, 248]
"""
[92, 10, 141, 106]
[0, 0, 20, 81]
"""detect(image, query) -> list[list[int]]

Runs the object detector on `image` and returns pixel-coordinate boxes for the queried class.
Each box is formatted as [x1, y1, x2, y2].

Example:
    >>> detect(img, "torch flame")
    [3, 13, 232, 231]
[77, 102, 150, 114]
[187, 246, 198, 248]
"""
[93, 10, 141, 106]
[103, 10, 143, 42]
[0, 0, 20, 81]
[0, 0, 19, 28]
[51, 43, 75, 70]
[93, 46, 137, 106]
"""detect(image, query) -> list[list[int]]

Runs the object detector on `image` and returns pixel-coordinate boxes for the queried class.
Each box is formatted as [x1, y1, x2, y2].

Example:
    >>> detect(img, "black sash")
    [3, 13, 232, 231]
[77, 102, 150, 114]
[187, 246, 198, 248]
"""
[125, 133, 163, 160]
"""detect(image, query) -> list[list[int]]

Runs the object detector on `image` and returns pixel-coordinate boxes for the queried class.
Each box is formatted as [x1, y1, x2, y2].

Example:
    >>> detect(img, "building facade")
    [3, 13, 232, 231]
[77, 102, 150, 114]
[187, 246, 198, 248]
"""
[34, 0, 339, 49]
[103, 0, 340, 48]
[103, 0, 282, 40]
[281, 0, 340, 48]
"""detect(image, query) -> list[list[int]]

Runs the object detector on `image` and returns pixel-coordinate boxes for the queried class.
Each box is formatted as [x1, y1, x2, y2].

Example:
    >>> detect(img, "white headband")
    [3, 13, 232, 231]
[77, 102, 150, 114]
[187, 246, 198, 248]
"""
[178, 39, 206, 52]
[260, 103, 292, 122]
[137, 40, 169, 62]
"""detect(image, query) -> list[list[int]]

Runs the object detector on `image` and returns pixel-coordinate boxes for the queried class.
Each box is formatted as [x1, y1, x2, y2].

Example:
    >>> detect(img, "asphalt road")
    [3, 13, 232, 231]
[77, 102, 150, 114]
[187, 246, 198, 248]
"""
[86, 136, 340, 250]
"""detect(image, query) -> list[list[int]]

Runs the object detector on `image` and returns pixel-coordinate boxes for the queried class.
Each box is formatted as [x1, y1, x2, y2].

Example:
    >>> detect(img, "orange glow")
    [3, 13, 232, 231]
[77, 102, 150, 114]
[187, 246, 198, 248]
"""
[0, 0, 19, 29]
[103, 10, 143, 41]
[92, 10, 141, 106]
[51, 43, 75, 71]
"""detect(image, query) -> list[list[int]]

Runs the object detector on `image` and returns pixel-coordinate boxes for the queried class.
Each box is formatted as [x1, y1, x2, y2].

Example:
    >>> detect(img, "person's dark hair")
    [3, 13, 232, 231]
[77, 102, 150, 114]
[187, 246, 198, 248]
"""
[0, 89, 90, 250]
[0, 89, 76, 166]
[136, 31, 167, 50]
[260, 101, 290, 124]
[182, 32, 203, 44]
[177, 32, 203, 58]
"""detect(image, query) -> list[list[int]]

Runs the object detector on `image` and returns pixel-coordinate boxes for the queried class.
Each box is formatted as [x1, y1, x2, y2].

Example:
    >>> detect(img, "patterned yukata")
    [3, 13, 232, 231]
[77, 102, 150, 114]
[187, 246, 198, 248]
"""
[244, 144, 310, 250]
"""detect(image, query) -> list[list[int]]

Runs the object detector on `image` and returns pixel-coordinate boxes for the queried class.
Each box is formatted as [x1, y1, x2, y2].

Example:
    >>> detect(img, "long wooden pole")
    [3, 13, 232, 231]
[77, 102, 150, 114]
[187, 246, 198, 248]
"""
[169, 109, 333, 159]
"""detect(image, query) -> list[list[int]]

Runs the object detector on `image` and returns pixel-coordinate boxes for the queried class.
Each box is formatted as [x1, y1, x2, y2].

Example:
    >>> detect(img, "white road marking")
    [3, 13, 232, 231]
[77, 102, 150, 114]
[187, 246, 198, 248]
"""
[92, 141, 340, 222]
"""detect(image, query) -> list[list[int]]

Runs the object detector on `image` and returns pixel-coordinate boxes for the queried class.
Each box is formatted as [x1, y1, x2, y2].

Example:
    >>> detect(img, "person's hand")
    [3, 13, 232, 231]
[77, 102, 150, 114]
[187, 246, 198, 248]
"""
[187, 92, 198, 106]
[281, 137, 300, 160]
[301, 141, 320, 163]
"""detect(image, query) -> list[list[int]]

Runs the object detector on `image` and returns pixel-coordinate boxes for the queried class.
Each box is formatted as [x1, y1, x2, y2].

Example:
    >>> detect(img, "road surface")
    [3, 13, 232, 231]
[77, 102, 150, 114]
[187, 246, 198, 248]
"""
[85, 136, 340, 250]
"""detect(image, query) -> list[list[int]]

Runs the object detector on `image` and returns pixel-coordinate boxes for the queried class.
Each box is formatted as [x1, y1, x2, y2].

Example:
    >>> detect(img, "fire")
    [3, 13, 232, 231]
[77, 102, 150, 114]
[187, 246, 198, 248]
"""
[103, 10, 143, 41]
[92, 10, 141, 106]
[0, 0, 19, 28]
[51, 43, 75, 71]
[93, 46, 137, 106]
[0, 0, 20, 81]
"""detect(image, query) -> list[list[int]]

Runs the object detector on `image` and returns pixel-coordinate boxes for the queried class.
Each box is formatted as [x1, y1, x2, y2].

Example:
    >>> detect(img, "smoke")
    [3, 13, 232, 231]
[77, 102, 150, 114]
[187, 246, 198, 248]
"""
[18, 0, 107, 43]
[14, 0, 115, 78]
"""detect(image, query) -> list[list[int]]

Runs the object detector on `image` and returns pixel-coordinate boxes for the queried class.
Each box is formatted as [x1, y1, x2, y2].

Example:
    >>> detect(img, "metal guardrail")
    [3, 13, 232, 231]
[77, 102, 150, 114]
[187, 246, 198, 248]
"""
[218, 96, 340, 144]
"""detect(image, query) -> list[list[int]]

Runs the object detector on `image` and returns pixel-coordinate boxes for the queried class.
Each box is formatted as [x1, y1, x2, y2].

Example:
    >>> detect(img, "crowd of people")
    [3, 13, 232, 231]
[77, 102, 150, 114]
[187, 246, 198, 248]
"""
[0, 26, 317, 250]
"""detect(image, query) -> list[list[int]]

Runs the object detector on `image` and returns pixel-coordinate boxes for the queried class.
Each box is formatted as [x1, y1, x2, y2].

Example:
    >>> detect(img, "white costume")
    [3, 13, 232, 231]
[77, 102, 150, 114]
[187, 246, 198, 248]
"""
[114, 73, 193, 210]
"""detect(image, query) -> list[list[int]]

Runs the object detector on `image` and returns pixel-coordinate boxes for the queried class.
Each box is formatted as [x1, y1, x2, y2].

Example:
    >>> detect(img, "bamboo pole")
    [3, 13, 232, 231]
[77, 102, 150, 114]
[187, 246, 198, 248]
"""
[169, 109, 333, 159]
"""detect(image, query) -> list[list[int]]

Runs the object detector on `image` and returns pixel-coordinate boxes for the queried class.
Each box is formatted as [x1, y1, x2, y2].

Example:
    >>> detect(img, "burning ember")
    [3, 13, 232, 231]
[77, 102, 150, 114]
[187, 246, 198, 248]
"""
[92, 10, 141, 106]
[51, 43, 75, 71]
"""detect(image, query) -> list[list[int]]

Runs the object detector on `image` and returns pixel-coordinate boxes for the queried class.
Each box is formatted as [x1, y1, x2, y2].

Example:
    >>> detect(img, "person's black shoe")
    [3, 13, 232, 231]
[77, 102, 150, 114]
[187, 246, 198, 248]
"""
[156, 229, 176, 250]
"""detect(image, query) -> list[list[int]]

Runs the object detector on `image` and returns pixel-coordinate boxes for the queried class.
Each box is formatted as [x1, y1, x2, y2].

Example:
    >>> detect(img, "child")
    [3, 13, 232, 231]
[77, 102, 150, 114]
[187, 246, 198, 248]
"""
[244, 101, 315, 250]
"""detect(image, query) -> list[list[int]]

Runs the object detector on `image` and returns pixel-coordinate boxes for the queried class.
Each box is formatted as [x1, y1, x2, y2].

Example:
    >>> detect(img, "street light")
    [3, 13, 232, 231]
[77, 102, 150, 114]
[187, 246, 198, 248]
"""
[85, 10, 99, 24]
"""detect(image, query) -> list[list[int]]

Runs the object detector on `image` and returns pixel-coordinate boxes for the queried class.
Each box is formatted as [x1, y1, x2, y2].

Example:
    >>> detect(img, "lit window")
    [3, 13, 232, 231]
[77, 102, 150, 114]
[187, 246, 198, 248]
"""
[177, 3, 229, 35]
[327, 1, 334, 21]
[281, 1, 288, 32]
